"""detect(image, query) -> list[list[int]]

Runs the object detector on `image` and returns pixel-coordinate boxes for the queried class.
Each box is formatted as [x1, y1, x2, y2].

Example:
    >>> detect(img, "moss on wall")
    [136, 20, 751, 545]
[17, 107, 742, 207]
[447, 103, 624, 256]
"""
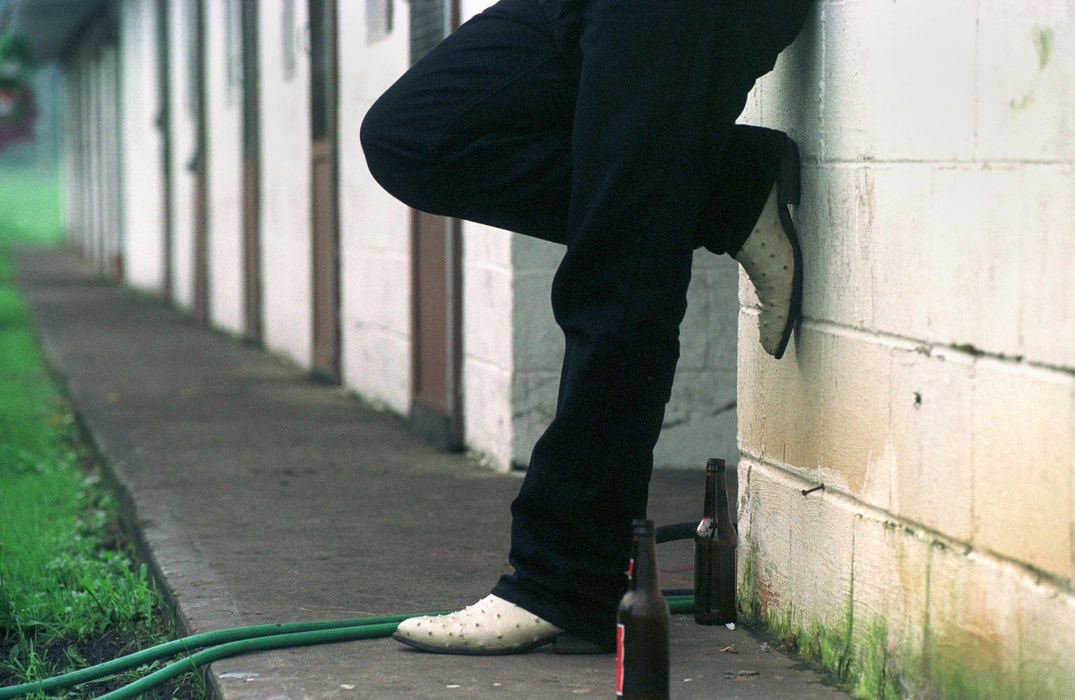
[738, 547, 1074, 699]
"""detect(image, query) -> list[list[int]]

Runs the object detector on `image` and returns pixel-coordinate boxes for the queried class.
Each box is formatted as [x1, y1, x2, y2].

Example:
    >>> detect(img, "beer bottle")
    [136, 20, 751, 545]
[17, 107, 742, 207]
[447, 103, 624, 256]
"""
[694, 457, 737, 625]
[617, 519, 669, 699]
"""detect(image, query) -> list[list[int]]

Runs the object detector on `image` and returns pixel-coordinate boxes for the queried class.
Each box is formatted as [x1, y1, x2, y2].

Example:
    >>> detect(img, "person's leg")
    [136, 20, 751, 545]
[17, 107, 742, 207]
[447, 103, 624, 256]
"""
[490, 0, 811, 650]
[695, 125, 792, 256]
[364, 0, 810, 654]
[360, 0, 575, 245]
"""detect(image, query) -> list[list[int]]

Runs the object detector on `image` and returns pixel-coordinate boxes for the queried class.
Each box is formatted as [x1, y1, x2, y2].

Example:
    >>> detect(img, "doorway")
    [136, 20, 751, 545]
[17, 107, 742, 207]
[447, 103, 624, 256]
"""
[409, 0, 464, 450]
[309, 0, 340, 382]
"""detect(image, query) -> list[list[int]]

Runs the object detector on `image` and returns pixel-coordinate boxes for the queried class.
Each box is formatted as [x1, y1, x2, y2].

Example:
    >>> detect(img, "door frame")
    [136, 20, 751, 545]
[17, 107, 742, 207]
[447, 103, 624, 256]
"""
[409, 0, 464, 451]
[309, 0, 341, 383]
[240, 0, 263, 344]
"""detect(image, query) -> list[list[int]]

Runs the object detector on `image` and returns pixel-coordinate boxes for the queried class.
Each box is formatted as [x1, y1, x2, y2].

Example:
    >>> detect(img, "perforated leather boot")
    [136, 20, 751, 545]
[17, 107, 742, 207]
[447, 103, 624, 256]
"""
[732, 140, 803, 359]
[393, 594, 563, 655]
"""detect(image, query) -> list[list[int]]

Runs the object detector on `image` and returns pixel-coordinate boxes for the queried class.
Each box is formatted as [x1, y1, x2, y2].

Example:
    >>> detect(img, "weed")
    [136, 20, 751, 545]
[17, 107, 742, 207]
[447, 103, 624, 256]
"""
[0, 170, 203, 697]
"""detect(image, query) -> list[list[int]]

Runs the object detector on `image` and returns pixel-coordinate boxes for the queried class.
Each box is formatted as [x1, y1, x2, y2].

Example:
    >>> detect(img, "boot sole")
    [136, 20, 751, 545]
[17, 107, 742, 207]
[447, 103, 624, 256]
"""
[772, 139, 804, 361]
[393, 630, 558, 656]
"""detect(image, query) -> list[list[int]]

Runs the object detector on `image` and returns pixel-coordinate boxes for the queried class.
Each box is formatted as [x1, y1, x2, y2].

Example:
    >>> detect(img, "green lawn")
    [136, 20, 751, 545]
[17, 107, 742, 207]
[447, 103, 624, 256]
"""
[0, 168, 201, 697]
[0, 167, 64, 245]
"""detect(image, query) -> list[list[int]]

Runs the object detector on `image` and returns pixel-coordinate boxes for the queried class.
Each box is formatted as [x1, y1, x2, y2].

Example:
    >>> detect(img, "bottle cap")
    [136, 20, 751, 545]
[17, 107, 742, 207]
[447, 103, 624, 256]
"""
[706, 457, 726, 472]
[631, 518, 655, 535]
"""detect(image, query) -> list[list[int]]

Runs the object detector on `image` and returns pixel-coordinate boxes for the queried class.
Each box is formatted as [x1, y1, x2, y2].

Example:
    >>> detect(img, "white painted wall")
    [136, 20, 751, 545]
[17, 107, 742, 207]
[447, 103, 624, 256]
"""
[736, 1, 1075, 695]
[491, 240, 740, 472]
[338, 0, 413, 412]
[461, 222, 515, 468]
[166, 0, 197, 309]
[118, 0, 166, 293]
[258, 0, 312, 366]
[204, 0, 245, 334]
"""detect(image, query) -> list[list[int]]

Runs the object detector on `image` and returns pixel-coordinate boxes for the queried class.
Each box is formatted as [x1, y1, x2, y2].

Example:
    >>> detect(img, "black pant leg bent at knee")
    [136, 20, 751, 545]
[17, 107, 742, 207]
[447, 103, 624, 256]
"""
[360, 0, 577, 244]
[491, 0, 812, 649]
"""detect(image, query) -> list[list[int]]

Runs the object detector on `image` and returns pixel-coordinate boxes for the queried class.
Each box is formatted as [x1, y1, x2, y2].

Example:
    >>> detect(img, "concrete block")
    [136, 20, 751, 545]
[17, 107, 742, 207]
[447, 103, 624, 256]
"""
[970, 359, 1074, 579]
[925, 545, 1024, 697]
[739, 456, 1075, 698]
[465, 222, 513, 270]
[1017, 574, 1075, 697]
[167, 1, 197, 309]
[887, 345, 975, 541]
[511, 234, 562, 273]
[261, 268, 313, 368]
[344, 327, 411, 414]
[976, 0, 1075, 162]
[510, 371, 560, 467]
[821, 0, 977, 163]
[748, 4, 825, 158]
[463, 358, 513, 471]
[739, 164, 875, 331]
[779, 162, 1073, 368]
[854, 164, 933, 341]
[257, 0, 312, 366]
[463, 263, 513, 370]
[204, 1, 244, 335]
[683, 256, 738, 373]
[1015, 165, 1075, 369]
[864, 165, 1027, 356]
[119, 1, 166, 293]
[511, 271, 561, 373]
[849, 518, 931, 697]
[348, 253, 411, 338]
[738, 458, 857, 632]
[738, 318, 895, 507]
[679, 270, 715, 373]
[345, 174, 412, 257]
[654, 368, 737, 469]
[339, 190, 413, 393]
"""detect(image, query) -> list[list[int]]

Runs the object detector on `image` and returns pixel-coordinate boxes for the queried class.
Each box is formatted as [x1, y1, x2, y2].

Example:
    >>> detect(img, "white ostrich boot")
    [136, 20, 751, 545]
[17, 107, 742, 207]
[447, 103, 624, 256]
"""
[732, 143, 803, 360]
[394, 594, 563, 655]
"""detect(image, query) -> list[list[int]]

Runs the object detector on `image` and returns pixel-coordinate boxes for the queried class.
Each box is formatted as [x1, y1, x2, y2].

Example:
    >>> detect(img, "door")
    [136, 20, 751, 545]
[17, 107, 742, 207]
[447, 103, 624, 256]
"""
[240, 0, 263, 343]
[191, 0, 209, 322]
[409, 0, 464, 450]
[156, 0, 174, 302]
[309, 0, 340, 382]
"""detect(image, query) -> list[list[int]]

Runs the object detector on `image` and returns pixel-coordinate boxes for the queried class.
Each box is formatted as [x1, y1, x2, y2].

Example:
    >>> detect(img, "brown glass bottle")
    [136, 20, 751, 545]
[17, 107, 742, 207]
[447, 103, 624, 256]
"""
[616, 519, 669, 699]
[694, 457, 737, 625]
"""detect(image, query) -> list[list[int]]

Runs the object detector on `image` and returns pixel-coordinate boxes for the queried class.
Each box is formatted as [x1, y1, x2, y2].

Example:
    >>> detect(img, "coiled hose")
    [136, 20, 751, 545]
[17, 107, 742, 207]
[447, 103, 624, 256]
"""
[0, 595, 695, 699]
[1, 523, 700, 698]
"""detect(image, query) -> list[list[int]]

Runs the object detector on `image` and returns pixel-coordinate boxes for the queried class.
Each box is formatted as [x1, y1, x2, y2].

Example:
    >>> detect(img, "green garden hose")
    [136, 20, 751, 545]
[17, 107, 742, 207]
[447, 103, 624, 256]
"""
[1, 595, 695, 699]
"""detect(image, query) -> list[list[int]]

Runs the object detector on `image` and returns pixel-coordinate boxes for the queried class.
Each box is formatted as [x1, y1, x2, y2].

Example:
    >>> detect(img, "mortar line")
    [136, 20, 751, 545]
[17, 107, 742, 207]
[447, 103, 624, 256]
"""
[738, 453, 1075, 597]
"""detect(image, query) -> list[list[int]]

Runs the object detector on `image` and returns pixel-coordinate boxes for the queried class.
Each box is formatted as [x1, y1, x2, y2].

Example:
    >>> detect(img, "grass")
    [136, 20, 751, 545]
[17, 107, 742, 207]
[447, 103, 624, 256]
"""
[0, 166, 203, 698]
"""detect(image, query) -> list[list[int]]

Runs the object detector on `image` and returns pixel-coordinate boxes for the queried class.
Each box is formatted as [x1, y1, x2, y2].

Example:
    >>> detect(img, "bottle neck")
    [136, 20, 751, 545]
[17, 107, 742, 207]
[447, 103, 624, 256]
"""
[702, 469, 716, 520]
[715, 468, 733, 528]
[630, 532, 660, 592]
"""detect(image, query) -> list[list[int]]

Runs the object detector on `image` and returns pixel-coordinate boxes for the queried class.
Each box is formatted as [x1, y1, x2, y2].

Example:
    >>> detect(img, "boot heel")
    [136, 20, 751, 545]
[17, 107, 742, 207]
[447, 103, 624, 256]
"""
[778, 139, 801, 207]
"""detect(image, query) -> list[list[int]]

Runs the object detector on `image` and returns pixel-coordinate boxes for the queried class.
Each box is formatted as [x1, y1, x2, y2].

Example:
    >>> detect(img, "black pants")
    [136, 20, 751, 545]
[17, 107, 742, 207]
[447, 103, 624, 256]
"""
[361, 0, 810, 648]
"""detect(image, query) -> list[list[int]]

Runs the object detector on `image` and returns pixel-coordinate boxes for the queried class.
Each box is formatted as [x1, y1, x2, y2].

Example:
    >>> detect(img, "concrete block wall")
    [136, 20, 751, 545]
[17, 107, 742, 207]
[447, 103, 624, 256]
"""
[204, 0, 245, 335]
[63, 24, 123, 279]
[257, 0, 312, 367]
[655, 253, 739, 470]
[118, 0, 166, 294]
[338, 0, 414, 413]
[499, 240, 741, 471]
[461, 222, 515, 469]
[736, 1, 1075, 695]
[165, 0, 197, 309]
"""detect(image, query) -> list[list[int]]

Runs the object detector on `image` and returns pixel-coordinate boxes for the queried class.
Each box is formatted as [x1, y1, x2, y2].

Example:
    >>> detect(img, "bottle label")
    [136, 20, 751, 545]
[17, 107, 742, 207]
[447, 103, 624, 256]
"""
[615, 623, 625, 696]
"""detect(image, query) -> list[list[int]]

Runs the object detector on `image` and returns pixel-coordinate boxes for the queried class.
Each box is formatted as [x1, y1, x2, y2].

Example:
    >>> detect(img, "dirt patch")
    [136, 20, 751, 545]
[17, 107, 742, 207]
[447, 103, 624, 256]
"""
[0, 628, 203, 698]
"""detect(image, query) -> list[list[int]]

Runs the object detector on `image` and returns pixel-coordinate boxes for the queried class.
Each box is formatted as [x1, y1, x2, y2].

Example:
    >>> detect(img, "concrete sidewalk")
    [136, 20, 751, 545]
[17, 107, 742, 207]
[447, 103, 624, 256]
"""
[15, 245, 844, 699]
